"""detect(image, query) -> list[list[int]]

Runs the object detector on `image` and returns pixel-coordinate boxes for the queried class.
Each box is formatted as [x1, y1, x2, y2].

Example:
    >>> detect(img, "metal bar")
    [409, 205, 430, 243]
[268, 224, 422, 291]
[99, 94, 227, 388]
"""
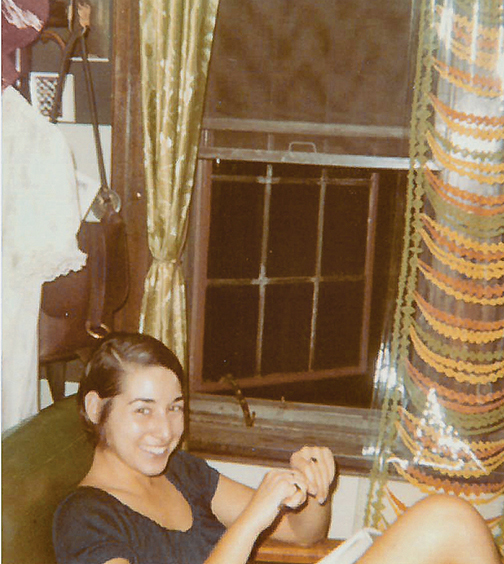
[210, 174, 369, 187]
[256, 164, 273, 374]
[309, 170, 327, 370]
[358, 173, 380, 372]
[206, 274, 365, 285]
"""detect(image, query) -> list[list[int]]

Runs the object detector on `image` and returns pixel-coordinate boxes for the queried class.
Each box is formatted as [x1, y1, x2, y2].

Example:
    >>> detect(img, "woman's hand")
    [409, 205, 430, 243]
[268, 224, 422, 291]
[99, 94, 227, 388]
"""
[240, 468, 309, 534]
[289, 446, 336, 504]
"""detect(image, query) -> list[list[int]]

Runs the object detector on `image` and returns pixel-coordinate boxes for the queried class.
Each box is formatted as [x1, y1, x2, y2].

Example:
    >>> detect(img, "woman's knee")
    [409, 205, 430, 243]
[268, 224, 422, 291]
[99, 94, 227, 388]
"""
[412, 494, 479, 522]
[405, 494, 491, 545]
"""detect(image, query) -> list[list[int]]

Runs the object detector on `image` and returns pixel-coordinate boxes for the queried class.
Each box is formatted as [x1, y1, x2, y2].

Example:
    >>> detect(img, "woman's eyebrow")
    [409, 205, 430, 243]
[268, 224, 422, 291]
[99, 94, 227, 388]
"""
[128, 398, 155, 405]
[127, 396, 184, 405]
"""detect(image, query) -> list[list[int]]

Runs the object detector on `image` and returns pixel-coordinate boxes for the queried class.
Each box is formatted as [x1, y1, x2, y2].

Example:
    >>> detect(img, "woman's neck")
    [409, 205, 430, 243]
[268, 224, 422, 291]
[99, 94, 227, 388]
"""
[80, 446, 162, 496]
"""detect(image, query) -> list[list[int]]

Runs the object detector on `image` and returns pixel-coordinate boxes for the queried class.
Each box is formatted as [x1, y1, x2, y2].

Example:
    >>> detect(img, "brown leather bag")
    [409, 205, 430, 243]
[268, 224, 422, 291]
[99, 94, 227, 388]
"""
[39, 13, 129, 362]
[39, 206, 129, 362]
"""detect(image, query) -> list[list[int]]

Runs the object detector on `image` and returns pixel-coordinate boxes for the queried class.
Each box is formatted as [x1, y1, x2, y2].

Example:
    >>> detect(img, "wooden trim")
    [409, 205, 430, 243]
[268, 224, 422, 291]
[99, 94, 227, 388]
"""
[188, 160, 213, 382]
[253, 538, 342, 564]
[111, 0, 149, 332]
[202, 117, 408, 140]
[194, 366, 364, 394]
[188, 393, 380, 473]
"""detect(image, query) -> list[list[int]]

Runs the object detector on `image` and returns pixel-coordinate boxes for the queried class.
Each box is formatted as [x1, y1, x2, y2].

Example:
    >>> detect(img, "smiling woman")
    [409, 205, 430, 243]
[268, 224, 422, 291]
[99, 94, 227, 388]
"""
[52, 332, 338, 564]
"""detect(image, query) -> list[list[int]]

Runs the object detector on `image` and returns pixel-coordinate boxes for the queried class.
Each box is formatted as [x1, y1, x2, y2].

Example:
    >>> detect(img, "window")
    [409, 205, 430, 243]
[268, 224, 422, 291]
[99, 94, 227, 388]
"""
[191, 161, 406, 402]
[187, 0, 418, 469]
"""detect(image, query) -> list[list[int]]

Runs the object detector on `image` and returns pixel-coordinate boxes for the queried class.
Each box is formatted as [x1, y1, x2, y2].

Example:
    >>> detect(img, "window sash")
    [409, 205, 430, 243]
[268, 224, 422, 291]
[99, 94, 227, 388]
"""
[190, 159, 381, 392]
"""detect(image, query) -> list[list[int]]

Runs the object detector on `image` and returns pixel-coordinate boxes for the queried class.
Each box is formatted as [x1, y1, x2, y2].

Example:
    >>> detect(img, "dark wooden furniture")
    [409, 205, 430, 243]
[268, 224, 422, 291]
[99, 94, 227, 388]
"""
[254, 538, 342, 563]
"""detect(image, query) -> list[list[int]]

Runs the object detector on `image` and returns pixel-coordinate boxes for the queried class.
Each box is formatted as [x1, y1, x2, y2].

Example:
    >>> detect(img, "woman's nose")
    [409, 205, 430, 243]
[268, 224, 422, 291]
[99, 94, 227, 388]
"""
[152, 412, 172, 440]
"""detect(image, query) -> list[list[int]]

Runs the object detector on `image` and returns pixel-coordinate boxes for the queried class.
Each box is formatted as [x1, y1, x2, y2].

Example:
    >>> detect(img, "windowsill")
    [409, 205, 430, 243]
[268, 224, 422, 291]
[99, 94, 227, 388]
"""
[188, 393, 380, 475]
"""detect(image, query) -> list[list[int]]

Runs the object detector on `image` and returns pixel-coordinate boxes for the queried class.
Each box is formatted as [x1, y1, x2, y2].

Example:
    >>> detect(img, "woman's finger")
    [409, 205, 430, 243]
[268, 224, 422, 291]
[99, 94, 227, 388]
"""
[281, 471, 308, 508]
[291, 446, 336, 503]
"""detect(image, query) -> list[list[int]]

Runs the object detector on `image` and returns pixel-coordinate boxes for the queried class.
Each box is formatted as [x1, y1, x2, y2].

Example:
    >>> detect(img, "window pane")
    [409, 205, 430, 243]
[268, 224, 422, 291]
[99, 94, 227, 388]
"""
[322, 183, 370, 276]
[203, 285, 259, 381]
[262, 283, 313, 374]
[267, 182, 319, 278]
[207, 176, 264, 280]
[315, 280, 364, 370]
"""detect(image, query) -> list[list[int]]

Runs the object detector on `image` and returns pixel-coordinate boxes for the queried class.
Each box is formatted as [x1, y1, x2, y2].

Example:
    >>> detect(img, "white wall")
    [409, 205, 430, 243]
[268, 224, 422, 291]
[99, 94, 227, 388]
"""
[206, 459, 504, 541]
[58, 123, 112, 185]
[207, 458, 367, 540]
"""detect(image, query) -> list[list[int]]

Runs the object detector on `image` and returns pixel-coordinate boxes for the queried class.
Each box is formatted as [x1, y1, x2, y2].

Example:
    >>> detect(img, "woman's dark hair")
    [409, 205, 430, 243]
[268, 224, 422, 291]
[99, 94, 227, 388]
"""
[77, 332, 185, 445]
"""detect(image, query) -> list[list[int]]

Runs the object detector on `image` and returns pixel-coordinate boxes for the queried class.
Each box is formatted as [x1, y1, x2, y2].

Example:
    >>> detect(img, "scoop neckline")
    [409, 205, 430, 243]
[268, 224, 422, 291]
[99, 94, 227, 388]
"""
[77, 476, 194, 535]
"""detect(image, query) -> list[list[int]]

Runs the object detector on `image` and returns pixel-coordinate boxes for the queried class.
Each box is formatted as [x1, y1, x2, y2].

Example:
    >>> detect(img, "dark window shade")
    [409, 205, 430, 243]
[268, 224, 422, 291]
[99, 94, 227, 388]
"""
[322, 185, 369, 277]
[267, 184, 319, 278]
[207, 180, 264, 279]
[315, 280, 365, 370]
[204, 0, 414, 129]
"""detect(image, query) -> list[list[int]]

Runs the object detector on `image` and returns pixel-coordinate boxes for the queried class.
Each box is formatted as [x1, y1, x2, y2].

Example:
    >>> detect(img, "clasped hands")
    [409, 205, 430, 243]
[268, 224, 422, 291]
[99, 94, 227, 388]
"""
[245, 446, 336, 533]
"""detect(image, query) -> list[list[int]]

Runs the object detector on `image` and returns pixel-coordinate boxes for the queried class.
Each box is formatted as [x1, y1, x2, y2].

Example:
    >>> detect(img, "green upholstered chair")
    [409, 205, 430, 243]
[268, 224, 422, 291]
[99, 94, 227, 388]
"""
[2, 396, 93, 564]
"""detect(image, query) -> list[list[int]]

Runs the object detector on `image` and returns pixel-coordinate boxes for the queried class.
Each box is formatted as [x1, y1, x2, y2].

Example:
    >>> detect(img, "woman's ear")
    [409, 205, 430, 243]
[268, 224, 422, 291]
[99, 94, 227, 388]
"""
[85, 391, 104, 424]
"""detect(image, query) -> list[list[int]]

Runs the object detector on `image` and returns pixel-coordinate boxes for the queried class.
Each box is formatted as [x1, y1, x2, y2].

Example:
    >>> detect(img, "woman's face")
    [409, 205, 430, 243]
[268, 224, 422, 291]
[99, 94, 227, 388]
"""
[93, 364, 184, 478]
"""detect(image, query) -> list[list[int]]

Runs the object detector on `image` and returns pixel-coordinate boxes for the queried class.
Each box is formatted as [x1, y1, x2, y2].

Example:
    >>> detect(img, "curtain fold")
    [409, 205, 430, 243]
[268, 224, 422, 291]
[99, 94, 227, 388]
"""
[138, 0, 219, 368]
[366, 0, 504, 554]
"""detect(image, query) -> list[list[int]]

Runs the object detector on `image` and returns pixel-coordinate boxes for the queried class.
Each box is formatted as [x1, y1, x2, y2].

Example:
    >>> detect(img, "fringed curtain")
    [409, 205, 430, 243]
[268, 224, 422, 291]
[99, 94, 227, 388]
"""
[365, 0, 504, 554]
[138, 0, 219, 368]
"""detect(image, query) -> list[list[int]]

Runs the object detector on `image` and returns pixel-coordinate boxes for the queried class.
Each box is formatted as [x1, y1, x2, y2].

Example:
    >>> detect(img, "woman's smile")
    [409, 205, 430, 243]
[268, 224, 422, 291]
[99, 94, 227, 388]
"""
[139, 445, 170, 457]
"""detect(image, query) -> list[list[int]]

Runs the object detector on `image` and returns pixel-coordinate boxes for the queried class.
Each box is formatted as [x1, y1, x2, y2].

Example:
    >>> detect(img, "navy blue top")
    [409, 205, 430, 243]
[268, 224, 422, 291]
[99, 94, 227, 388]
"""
[53, 450, 226, 564]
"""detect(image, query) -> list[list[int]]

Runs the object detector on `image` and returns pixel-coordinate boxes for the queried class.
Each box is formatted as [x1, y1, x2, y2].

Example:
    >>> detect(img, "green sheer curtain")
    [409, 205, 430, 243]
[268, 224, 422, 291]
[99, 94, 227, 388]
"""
[365, 0, 504, 554]
[138, 0, 219, 368]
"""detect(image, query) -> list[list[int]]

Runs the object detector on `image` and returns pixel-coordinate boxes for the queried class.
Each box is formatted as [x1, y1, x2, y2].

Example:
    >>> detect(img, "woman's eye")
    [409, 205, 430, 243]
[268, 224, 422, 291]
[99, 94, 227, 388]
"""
[169, 404, 184, 413]
[135, 407, 151, 415]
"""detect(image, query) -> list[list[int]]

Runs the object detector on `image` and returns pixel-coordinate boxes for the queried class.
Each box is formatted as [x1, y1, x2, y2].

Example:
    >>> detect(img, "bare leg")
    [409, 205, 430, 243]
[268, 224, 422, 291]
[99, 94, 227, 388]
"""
[359, 495, 500, 564]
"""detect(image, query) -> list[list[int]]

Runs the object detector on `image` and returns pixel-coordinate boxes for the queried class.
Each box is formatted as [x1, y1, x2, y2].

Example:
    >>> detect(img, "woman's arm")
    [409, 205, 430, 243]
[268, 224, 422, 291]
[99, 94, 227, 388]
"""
[208, 467, 310, 564]
[210, 446, 336, 553]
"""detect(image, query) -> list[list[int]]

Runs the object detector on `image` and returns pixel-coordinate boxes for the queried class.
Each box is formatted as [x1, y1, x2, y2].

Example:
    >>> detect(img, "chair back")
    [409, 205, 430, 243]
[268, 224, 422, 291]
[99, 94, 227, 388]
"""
[2, 396, 93, 564]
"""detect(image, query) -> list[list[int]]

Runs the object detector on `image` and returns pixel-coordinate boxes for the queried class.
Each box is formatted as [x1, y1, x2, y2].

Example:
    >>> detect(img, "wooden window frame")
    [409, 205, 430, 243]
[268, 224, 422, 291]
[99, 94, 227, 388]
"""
[187, 131, 409, 471]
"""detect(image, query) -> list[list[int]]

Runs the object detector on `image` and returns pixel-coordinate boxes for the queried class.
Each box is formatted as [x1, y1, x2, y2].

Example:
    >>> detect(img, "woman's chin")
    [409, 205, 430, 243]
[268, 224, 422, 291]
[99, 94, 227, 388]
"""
[137, 448, 176, 475]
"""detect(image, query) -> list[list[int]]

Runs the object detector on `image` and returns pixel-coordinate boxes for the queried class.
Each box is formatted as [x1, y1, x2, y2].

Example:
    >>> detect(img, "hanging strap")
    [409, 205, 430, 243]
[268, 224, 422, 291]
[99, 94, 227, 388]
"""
[50, 0, 119, 217]
[46, 2, 128, 338]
